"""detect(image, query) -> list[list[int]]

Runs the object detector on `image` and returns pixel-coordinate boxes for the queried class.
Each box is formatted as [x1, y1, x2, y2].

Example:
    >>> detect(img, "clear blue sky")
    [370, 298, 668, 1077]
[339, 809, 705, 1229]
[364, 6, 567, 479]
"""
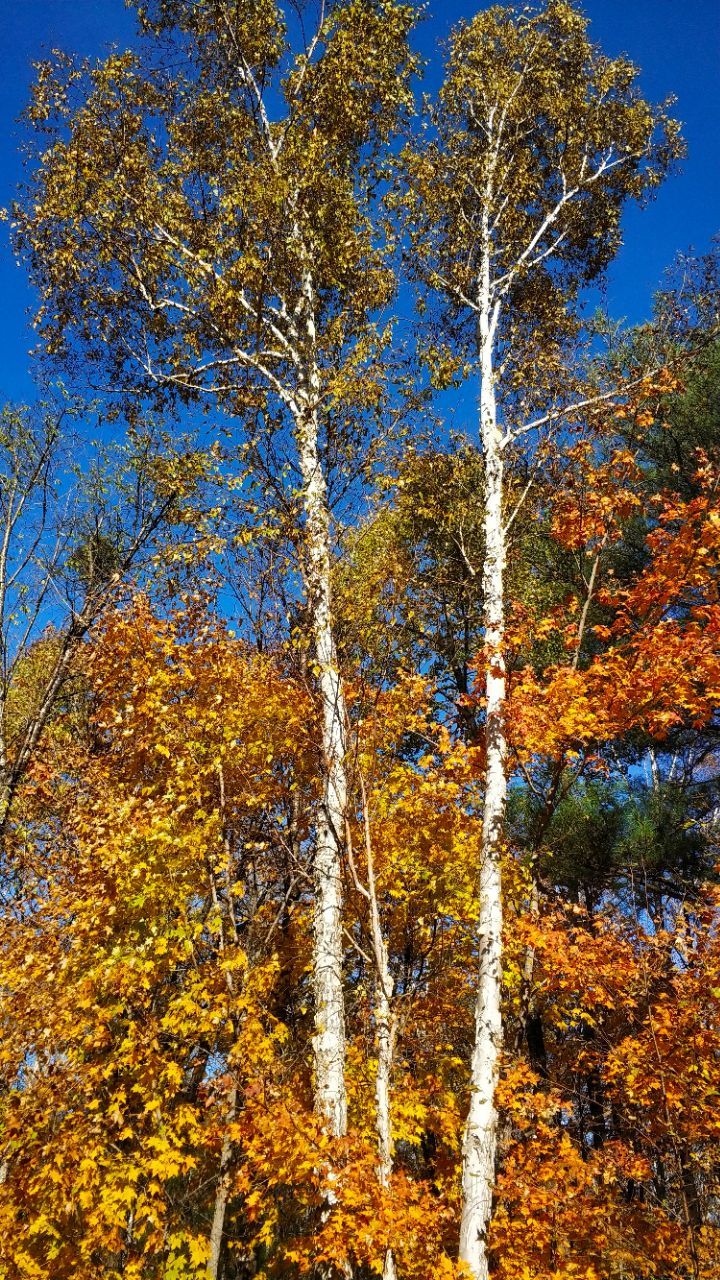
[0, 0, 718, 405]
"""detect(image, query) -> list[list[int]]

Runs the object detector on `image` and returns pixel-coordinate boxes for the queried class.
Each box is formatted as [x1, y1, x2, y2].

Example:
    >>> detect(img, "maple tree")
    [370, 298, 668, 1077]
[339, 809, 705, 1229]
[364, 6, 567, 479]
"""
[492, 397, 720, 1279]
[0, 599, 475, 1279]
[0, 599, 313, 1278]
[1, 420, 717, 1279]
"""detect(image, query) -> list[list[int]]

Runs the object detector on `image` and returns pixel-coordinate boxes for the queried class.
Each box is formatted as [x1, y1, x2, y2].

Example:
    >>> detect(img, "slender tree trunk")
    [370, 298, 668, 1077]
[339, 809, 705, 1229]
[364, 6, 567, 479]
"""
[375, 964, 398, 1280]
[518, 879, 549, 1079]
[207, 768, 241, 1278]
[459, 264, 506, 1280]
[296, 267, 348, 1139]
[370, 839, 397, 1279]
[208, 1081, 238, 1280]
[375, 965, 395, 1192]
[349, 773, 397, 1279]
[372, 899, 397, 1280]
[511, 867, 552, 1082]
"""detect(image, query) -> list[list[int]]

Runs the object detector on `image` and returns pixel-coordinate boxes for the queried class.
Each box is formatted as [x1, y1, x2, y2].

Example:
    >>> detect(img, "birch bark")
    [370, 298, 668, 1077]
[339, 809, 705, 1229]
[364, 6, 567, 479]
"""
[459, 237, 506, 1280]
[404, 16, 680, 1274]
[295, 264, 349, 1139]
[370, 843, 397, 1280]
[375, 960, 398, 1280]
[356, 774, 397, 1280]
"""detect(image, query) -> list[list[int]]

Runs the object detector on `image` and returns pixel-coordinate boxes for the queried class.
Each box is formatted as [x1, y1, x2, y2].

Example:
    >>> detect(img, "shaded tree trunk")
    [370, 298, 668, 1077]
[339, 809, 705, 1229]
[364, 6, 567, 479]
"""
[208, 1082, 238, 1280]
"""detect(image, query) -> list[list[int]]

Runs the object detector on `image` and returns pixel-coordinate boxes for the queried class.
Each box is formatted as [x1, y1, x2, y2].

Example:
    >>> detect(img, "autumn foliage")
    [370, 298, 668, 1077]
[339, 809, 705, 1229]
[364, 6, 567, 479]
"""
[0, 399, 717, 1277]
[0, 2, 718, 1279]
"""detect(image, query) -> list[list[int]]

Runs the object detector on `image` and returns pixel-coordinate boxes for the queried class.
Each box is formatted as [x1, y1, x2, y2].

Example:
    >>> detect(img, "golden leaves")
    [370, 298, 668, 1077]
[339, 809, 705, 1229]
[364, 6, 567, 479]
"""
[403, 1, 682, 391]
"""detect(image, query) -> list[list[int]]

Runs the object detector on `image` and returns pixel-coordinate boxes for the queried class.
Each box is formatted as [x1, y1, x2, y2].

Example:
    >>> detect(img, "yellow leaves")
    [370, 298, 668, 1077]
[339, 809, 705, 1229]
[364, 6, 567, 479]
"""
[407, 0, 682, 391]
[392, 1089, 429, 1148]
[26, 1212, 62, 1241]
[0, 592, 325, 1278]
[221, 946, 248, 973]
[164, 1231, 209, 1278]
[3, 379, 719, 1280]
[146, 1135, 197, 1181]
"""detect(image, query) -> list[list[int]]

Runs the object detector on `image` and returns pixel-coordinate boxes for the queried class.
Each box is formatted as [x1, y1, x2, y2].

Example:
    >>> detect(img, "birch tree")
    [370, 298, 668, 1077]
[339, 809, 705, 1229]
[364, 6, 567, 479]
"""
[403, 4, 681, 1274]
[16, 0, 415, 1139]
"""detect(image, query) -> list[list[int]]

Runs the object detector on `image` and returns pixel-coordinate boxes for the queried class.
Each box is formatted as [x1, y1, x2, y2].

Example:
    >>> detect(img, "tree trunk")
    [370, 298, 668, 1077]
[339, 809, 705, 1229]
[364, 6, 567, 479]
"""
[353, 770, 397, 1280]
[207, 790, 241, 1279]
[375, 954, 397, 1280]
[459, 281, 506, 1280]
[295, 267, 348, 1138]
[375, 966, 395, 1189]
[208, 1081, 238, 1280]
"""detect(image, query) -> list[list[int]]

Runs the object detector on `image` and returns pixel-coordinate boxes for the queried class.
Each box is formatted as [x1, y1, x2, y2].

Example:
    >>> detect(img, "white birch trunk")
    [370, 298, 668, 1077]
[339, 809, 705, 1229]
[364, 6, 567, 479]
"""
[372, 906, 397, 1280]
[459, 246, 506, 1280]
[352, 774, 397, 1280]
[296, 266, 348, 1139]
[375, 965, 395, 1190]
[375, 963, 397, 1280]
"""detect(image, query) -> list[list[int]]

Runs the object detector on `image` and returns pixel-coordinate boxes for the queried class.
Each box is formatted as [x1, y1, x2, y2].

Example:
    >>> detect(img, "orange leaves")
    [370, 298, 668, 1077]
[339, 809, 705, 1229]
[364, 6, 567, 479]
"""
[510, 663, 607, 759]
[233, 1090, 458, 1279]
[510, 617, 719, 761]
[0, 595, 482, 1279]
[610, 472, 720, 625]
[2, 429, 719, 1279]
[517, 906, 640, 1024]
[604, 916, 720, 1146]
[508, 460, 720, 764]
[550, 444, 643, 552]
[492, 890, 720, 1280]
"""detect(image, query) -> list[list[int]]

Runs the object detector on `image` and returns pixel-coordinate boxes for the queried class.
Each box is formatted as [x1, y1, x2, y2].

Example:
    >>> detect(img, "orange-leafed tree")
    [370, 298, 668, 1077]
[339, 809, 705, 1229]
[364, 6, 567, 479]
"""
[487, 421, 720, 1280]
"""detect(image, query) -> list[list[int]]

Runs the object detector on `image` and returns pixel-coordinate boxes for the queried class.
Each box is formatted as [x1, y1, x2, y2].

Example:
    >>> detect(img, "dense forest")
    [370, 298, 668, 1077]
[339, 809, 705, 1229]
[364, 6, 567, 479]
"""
[0, 3, 718, 1278]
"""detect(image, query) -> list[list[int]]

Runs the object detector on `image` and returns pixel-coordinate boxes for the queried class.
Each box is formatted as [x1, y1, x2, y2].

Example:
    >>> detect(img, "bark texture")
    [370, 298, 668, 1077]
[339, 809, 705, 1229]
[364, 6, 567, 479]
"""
[296, 267, 349, 1138]
[459, 282, 506, 1280]
[376, 963, 398, 1280]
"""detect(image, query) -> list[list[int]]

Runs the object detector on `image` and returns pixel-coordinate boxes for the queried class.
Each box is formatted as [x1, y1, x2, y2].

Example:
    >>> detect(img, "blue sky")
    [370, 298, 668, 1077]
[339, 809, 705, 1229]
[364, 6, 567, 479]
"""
[0, 0, 718, 405]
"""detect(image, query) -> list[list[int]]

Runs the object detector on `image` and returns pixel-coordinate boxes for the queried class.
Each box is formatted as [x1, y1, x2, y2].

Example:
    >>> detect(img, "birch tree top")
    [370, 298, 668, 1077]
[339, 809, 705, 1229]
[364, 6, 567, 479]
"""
[403, 0, 683, 428]
[16, 0, 415, 436]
